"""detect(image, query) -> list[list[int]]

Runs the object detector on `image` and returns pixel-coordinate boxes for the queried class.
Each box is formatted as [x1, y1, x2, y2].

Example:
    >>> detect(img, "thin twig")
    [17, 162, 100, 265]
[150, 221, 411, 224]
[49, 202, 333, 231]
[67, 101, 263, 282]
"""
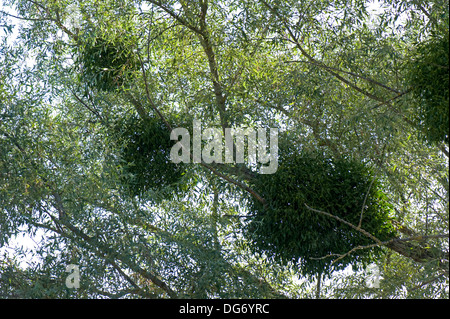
[410, 271, 449, 291]
[71, 89, 105, 123]
[371, 89, 411, 110]
[285, 60, 402, 94]
[304, 204, 382, 245]
[358, 175, 376, 228]
[0, 10, 51, 22]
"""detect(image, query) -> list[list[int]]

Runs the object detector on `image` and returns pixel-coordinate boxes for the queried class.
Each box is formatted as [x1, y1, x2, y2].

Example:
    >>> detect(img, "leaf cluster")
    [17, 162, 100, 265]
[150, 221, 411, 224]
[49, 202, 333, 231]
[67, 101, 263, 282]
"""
[76, 34, 139, 92]
[405, 33, 449, 144]
[246, 148, 396, 277]
[118, 116, 186, 197]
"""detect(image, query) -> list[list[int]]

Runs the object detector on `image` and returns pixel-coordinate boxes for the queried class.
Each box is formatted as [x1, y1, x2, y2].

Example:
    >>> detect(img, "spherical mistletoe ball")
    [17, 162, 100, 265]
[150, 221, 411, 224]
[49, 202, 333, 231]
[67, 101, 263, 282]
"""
[119, 116, 185, 197]
[245, 149, 395, 277]
[77, 34, 139, 92]
[405, 34, 449, 144]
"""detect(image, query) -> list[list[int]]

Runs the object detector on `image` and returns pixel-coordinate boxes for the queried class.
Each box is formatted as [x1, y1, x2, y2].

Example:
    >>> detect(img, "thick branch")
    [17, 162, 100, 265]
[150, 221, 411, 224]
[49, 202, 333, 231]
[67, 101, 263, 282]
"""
[199, 34, 229, 130]
[305, 204, 449, 271]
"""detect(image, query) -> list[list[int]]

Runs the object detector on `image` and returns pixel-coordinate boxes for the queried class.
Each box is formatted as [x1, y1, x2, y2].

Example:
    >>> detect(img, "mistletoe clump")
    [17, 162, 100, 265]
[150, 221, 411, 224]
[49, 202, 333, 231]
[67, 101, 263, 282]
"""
[405, 34, 449, 144]
[245, 149, 396, 277]
[77, 33, 139, 92]
[119, 116, 186, 197]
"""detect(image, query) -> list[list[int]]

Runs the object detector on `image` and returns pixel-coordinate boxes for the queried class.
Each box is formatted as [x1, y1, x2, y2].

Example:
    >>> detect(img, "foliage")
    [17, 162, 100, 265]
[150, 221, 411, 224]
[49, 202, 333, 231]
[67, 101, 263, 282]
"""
[118, 115, 186, 197]
[405, 34, 449, 144]
[76, 33, 139, 92]
[0, 0, 448, 299]
[246, 148, 396, 277]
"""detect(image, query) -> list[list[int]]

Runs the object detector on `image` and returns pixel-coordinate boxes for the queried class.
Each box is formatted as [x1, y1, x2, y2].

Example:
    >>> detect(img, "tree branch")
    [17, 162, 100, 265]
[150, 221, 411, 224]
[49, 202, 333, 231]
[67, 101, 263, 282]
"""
[260, 0, 387, 103]
[304, 204, 382, 245]
[358, 175, 376, 228]
[0, 10, 51, 22]
[25, 0, 77, 40]
[305, 204, 449, 271]
[132, 38, 266, 204]
[2, 127, 178, 298]
[70, 89, 106, 123]
[145, 0, 205, 36]
[285, 60, 402, 94]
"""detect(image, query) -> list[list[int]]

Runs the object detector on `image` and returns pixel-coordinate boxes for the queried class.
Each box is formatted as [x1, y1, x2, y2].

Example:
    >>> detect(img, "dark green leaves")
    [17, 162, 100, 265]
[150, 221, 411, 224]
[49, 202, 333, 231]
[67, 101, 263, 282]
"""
[118, 116, 186, 197]
[246, 149, 396, 277]
[405, 34, 449, 145]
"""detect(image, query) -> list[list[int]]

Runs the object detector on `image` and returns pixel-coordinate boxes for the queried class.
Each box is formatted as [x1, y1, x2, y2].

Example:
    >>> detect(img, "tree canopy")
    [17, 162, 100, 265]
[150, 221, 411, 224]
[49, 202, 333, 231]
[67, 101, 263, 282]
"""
[0, 0, 448, 299]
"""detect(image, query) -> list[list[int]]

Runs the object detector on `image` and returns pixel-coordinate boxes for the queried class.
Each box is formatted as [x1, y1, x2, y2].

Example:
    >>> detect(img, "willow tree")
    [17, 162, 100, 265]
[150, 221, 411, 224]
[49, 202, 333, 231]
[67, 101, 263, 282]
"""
[0, 0, 448, 299]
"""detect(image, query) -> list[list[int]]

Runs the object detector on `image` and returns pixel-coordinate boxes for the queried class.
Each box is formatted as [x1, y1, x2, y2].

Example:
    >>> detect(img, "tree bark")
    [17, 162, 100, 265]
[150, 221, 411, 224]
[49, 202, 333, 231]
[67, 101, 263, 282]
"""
[316, 274, 321, 299]
[386, 238, 449, 271]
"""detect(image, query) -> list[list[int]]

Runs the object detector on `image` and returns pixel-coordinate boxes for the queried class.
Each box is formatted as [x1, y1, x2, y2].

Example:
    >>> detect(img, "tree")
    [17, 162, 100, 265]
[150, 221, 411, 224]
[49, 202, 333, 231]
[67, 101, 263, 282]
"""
[0, 0, 448, 298]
